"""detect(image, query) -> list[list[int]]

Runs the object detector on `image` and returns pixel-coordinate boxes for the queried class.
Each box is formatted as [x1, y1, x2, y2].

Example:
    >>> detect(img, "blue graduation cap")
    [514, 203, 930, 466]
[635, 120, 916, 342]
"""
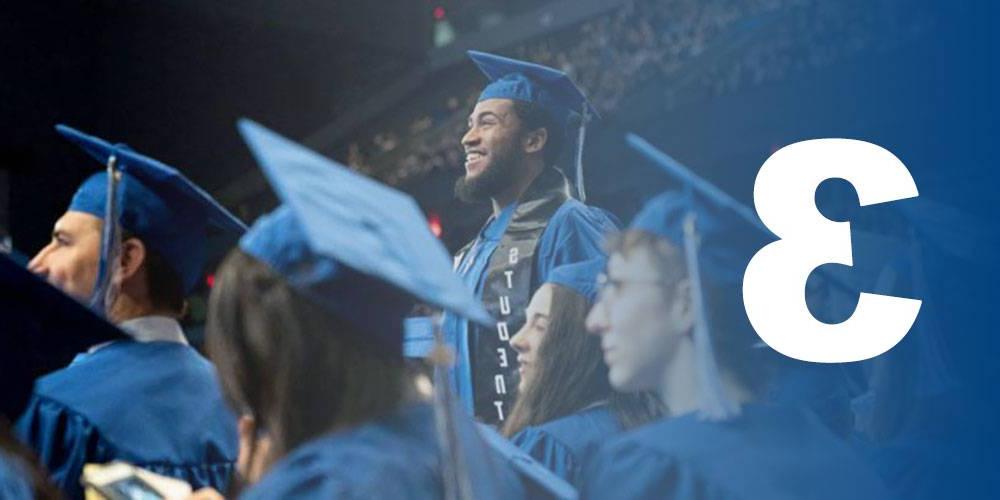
[236, 119, 492, 351]
[0, 254, 126, 419]
[56, 124, 247, 312]
[468, 50, 598, 201]
[237, 120, 531, 498]
[546, 258, 605, 305]
[626, 132, 773, 421]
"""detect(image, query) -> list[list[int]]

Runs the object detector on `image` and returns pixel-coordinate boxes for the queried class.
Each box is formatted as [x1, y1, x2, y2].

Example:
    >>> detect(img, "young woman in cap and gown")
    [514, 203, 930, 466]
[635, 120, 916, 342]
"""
[503, 259, 662, 488]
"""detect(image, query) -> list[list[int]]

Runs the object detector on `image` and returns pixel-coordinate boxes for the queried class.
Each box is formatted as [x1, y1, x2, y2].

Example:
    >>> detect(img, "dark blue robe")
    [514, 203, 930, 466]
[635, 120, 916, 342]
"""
[580, 403, 889, 500]
[511, 404, 620, 488]
[16, 340, 238, 499]
[241, 402, 526, 499]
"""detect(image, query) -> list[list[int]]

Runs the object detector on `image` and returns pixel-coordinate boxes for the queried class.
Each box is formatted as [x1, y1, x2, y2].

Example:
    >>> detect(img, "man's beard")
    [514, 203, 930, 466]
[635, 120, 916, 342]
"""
[454, 143, 521, 204]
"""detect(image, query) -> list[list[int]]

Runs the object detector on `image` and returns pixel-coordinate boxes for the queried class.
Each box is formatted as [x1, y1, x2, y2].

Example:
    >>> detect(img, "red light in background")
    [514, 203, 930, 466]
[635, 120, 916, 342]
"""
[433, 6, 446, 20]
[428, 213, 443, 238]
[206, 273, 215, 288]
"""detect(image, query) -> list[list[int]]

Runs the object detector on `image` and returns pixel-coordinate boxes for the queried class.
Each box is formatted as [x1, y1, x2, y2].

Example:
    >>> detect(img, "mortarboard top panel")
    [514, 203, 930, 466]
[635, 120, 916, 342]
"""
[469, 50, 599, 129]
[236, 119, 492, 330]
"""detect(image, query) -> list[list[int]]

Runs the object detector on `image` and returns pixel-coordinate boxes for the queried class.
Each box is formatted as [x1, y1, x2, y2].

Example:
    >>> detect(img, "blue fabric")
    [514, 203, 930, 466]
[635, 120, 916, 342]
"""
[444, 200, 618, 413]
[0, 452, 33, 500]
[580, 404, 889, 500]
[469, 50, 599, 133]
[70, 171, 209, 294]
[16, 341, 238, 500]
[511, 405, 621, 488]
[545, 258, 606, 304]
[630, 190, 770, 286]
[241, 207, 415, 353]
[403, 316, 436, 358]
[533, 201, 619, 289]
[241, 402, 525, 500]
[57, 125, 247, 293]
[236, 120, 493, 352]
[478, 423, 579, 500]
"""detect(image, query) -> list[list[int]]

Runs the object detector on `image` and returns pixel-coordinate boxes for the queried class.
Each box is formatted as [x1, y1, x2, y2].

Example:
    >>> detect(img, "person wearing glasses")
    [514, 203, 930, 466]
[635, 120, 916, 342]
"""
[579, 188, 889, 499]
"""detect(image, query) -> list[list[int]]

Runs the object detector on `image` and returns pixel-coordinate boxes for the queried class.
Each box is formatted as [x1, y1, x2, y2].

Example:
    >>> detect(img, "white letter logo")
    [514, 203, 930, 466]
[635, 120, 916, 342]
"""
[743, 139, 922, 362]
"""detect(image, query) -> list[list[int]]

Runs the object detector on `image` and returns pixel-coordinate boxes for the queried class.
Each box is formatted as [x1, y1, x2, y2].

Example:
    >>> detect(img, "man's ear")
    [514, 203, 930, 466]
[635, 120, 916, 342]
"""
[116, 237, 147, 284]
[522, 127, 549, 155]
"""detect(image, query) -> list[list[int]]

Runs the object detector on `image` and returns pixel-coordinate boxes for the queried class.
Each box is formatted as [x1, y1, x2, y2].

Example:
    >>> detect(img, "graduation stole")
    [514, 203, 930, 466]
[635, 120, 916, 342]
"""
[459, 168, 570, 425]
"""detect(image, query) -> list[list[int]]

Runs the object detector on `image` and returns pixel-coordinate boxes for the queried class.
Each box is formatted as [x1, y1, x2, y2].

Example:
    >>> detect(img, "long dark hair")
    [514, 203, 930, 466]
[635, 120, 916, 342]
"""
[502, 284, 662, 437]
[206, 249, 408, 462]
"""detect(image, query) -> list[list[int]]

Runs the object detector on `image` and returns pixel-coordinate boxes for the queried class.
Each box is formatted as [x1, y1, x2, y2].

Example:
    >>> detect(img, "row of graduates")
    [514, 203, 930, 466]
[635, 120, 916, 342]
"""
[0, 50, 949, 499]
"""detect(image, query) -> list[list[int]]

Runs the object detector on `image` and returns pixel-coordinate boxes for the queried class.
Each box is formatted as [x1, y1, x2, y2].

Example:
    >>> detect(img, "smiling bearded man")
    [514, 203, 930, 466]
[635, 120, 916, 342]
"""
[439, 51, 620, 426]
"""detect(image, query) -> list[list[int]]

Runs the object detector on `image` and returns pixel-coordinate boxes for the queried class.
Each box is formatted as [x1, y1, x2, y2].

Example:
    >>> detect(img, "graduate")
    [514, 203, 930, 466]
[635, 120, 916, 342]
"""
[16, 125, 244, 499]
[1, 253, 128, 500]
[504, 259, 662, 487]
[443, 51, 620, 425]
[192, 119, 526, 499]
[578, 134, 889, 500]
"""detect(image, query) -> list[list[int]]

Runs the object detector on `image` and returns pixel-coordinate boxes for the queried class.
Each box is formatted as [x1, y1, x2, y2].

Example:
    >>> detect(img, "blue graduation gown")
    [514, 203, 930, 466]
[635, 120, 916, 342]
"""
[511, 404, 620, 488]
[241, 402, 526, 499]
[16, 341, 238, 499]
[0, 452, 33, 500]
[443, 199, 619, 413]
[580, 404, 889, 500]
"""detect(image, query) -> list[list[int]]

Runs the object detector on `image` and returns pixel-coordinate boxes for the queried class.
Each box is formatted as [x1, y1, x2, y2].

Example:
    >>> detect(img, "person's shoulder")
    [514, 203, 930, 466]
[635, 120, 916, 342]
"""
[27, 340, 236, 464]
[242, 448, 353, 500]
[522, 406, 620, 451]
[248, 411, 441, 499]
[592, 415, 684, 459]
[580, 418, 708, 500]
[34, 341, 214, 402]
[550, 199, 621, 231]
[587, 407, 890, 500]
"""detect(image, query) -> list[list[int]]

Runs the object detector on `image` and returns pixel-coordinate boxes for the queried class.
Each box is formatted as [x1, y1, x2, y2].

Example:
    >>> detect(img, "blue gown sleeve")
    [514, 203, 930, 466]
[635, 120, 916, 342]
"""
[579, 441, 733, 500]
[16, 393, 235, 500]
[511, 427, 581, 487]
[15, 395, 114, 500]
[535, 204, 620, 284]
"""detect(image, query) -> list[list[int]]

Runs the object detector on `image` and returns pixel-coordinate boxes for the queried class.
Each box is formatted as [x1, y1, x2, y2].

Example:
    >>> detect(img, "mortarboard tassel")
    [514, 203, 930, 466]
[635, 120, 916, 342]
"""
[90, 154, 123, 317]
[574, 106, 589, 202]
[429, 313, 474, 500]
[682, 209, 741, 421]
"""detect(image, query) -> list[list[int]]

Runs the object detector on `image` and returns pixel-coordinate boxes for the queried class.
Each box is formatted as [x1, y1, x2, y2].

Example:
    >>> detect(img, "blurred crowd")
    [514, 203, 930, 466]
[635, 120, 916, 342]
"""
[341, 0, 912, 187]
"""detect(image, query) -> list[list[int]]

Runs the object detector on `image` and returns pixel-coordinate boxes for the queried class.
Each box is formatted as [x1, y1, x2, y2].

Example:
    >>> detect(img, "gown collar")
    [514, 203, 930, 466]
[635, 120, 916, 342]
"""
[87, 315, 188, 354]
[119, 315, 189, 345]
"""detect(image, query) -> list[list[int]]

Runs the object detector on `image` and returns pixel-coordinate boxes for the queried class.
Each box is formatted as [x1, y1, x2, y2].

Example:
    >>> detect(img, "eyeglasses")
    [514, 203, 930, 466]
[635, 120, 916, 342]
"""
[595, 272, 668, 302]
